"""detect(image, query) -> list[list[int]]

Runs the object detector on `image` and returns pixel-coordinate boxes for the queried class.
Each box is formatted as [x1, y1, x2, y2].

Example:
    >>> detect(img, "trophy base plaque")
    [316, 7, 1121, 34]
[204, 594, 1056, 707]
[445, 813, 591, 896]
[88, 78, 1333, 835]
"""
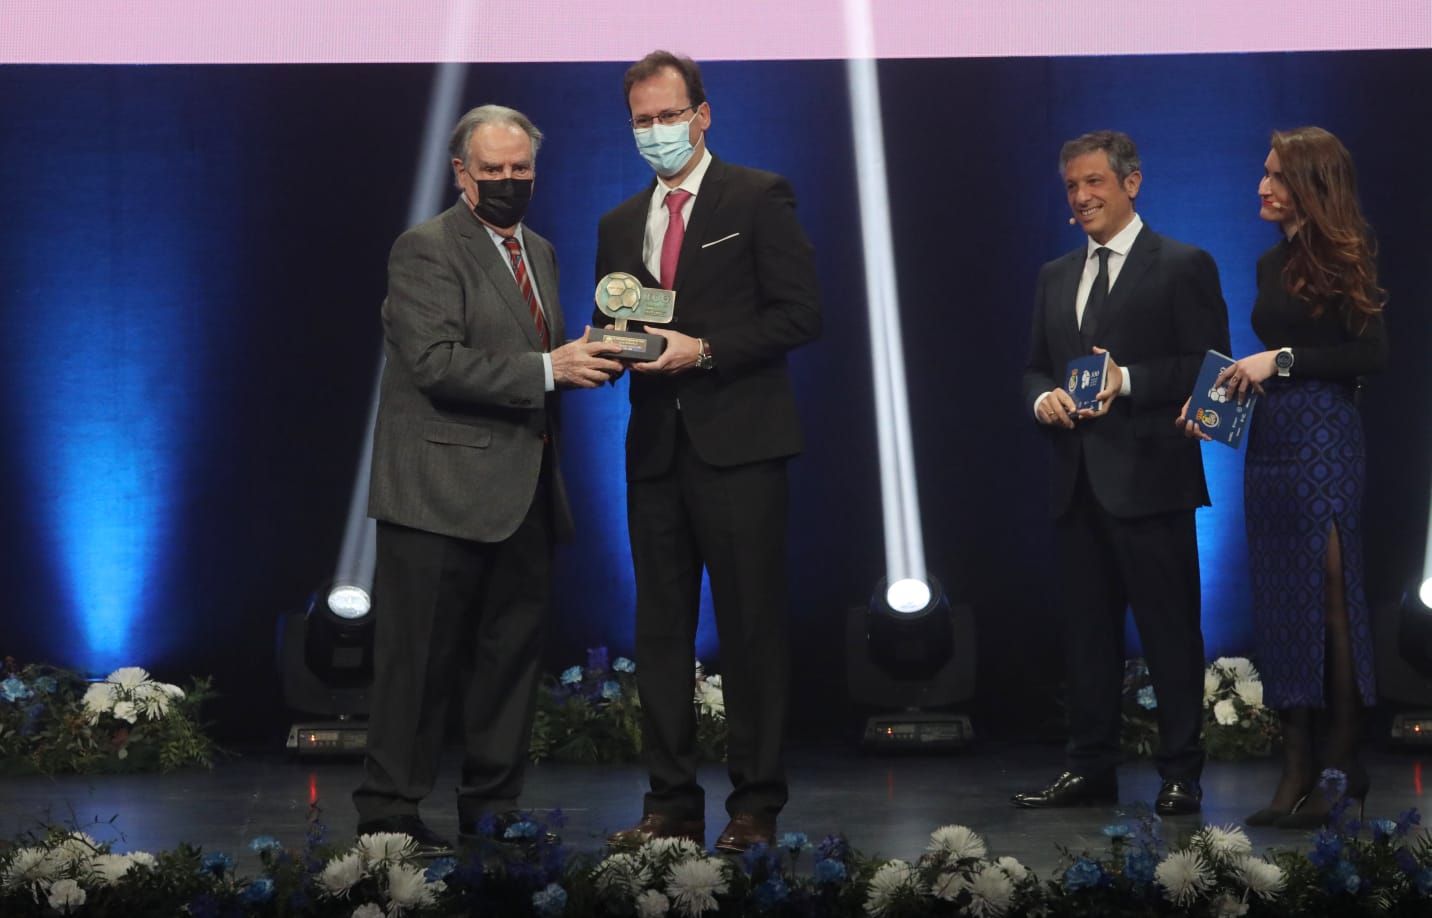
[588, 326, 666, 362]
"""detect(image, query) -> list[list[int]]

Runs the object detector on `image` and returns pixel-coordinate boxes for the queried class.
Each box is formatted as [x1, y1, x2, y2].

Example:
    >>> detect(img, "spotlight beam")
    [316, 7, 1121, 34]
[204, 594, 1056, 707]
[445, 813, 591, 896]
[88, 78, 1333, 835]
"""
[842, 0, 929, 609]
[1422, 494, 1432, 609]
[331, 60, 469, 595]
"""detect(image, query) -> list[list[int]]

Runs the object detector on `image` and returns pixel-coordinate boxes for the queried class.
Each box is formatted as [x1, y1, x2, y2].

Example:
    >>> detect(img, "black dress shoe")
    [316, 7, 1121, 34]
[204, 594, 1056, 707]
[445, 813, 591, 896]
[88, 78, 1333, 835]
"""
[1155, 780, 1203, 815]
[1011, 771, 1118, 809]
[458, 810, 560, 846]
[356, 815, 455, 857]
[606, 813, 705, 848]
[713, 813, 776, 855]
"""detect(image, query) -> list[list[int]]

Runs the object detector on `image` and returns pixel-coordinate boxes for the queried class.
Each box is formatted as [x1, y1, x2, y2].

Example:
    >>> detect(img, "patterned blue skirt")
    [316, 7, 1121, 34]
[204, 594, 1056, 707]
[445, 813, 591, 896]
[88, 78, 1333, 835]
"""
[1244, 378, 1377, 709]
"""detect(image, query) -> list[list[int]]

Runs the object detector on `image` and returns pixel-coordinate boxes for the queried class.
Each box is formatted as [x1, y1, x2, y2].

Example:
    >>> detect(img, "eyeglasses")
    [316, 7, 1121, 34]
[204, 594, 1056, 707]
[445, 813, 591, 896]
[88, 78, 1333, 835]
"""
[629, 106, 696, 131]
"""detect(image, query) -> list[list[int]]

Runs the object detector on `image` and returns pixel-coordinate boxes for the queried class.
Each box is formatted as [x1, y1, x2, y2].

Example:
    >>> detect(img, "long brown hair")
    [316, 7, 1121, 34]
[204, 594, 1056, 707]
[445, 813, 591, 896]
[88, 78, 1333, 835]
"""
[1270, 126, 1386, 324]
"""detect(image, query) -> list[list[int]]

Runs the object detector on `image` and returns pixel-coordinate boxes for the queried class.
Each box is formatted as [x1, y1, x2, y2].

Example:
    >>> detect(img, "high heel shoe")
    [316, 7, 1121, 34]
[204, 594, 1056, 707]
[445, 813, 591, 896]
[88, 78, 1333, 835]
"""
[1273, 768, 1370, 830]
[1245, 792, 1309, 827]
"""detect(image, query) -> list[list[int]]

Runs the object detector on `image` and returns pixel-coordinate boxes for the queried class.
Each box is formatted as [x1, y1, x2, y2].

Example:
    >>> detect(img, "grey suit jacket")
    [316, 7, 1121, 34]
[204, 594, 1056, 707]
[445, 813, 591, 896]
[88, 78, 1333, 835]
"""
[368, 201, 574, 543]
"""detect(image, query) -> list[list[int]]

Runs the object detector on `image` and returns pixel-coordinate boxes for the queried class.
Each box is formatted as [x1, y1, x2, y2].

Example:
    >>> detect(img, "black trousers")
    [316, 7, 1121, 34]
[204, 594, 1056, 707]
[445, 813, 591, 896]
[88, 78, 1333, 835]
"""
[1055, 464, 1206, 782]
[353, 473, 552, 824]
[627, 425, 791, 821]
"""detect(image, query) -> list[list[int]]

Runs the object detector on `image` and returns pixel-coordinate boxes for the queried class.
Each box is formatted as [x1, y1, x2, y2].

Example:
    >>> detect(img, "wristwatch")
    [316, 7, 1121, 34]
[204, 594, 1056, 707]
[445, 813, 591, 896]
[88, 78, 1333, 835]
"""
[696, 338, 715, 370]
[1274, 347, 1294, 377]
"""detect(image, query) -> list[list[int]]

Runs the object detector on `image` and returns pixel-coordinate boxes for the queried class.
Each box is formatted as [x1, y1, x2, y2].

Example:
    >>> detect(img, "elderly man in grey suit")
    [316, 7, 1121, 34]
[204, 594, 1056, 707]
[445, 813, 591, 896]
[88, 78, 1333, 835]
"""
[352, 104, 622, 854]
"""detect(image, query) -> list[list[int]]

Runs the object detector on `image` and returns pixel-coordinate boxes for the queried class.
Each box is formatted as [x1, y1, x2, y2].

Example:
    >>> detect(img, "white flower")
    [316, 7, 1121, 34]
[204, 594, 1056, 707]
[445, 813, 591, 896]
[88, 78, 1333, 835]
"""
[928, 824, 987, 860]
[694, 680, 724, 718]
[635, 889, 671, 918]
[968, 863, 1015, 917]
[1214, 657, 1258, 682]
[640, 837, 705, 864]
[1211, 892, 1249, 917]
[133, 682, 175, 720]
[106, 667, 153, 689]
[44, 833, 100, 874]
[1237, 855, 1285, 900]
[353, 905, 385, 918]
[1, 847, 55, 888]
[994, 856, 1028, 883]
[385, 862, 440, 914]
[1203, 671, 1221, 701]
[666, 857, 727, 917]
[47, 878, 86, 914]
[1213, 699, 1239, 726]
[1155, 850, 1213, 905]
[82, 682, 116, 721]
[865, 859, 919, 917]
[318, 851, 366, 897]
[112, 700, 139, 724]
[129, 851, 157, 870]
[1197, 825, 1253, 861]
[92, 853, 141, 885]
[931, 869, 968, 901]
[356, 832, 415, 867]
[1233, 678, 1263, 708]
[593, 852, 651, 895]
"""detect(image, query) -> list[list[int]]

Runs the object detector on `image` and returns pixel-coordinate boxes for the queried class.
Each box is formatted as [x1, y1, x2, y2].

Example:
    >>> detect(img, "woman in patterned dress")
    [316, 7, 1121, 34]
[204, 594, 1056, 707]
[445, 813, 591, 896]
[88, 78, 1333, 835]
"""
[1181, 126, 1387, 827]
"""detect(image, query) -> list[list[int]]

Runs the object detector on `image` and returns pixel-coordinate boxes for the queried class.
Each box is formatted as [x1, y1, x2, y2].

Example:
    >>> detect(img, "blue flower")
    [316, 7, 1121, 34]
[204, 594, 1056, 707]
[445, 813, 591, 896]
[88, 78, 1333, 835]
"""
[815, 834, 849, 862]
[0, 676, 32, 703]
[532, 882, 567, 916]
[426, 857, 457, 882]
[742, 842, 776, 876]
[1124, 850, 1157, 887]
[240, 877, 274, 905]
[248, 835, 282, 853]
[198, 851, 234, 877]
[559, 666, 583, 686]
[1326, 859, 1360, 895]
[1319, 768, 1349, 797]
[779, 831, 809, 854]
[1102, 824, 1131, 839]
[1136, 686, 1157, 710]
[814, 858, 847, 885]
[1371, 819, 1398, 843]
[32, 676, 58, 695]
[1064, 857, 1106, 891]
[1309, 831, 1343, 869]
[754, 875, 789, 908]
[586, 647, 609, 673]
[504, 820, 539, 840]
[600, 680, 622, 700]
[613, 657, 636, 674]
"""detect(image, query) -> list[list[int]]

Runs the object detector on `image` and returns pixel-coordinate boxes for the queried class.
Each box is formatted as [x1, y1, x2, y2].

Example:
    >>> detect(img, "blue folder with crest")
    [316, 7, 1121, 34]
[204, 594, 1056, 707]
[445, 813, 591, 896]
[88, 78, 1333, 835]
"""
[1184, 350, 1257, 448]
[1064, 353, 1110, 413]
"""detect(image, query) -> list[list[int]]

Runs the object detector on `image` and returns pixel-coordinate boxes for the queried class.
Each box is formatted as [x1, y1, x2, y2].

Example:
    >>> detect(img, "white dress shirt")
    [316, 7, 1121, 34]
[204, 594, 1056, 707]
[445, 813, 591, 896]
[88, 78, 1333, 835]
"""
[642, 147, 713, 280]
[1032, 213, 1143, 416]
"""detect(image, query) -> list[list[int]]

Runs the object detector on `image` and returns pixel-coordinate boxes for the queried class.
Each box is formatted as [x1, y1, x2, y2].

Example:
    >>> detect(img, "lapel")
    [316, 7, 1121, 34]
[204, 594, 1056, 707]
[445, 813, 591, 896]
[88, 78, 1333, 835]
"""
[621, 182, 660, 288]
[1086, 225, 1160, 344]
[1055, 249, 1084, 354]
[450, 204, 545, 351]
[673, 156, 726, 295]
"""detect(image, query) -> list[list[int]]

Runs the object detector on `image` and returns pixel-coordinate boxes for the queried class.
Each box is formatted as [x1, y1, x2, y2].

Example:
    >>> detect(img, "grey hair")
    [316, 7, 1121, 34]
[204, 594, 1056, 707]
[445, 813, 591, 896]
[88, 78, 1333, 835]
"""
[1059, 130, 1141, 182]
[449, 104, 544, 168]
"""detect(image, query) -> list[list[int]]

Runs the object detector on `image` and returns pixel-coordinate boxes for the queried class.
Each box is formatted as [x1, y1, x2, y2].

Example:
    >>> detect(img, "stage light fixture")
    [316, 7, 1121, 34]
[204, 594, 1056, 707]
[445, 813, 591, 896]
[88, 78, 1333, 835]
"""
[1420, 578, 1432, 611]
[848, 577, 976, 751]
[278, 582, 375, 757]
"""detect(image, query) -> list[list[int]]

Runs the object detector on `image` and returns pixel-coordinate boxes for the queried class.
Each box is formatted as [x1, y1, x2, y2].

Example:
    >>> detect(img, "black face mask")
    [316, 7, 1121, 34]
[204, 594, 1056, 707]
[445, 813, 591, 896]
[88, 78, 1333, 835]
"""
[470, 178, 533, 229]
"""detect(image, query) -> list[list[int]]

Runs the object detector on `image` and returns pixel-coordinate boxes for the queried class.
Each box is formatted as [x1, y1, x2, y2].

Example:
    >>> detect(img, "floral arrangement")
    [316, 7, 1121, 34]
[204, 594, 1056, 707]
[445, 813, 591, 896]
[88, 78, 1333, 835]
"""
[1122, 656, 1280, 761]
[0, 660, 216, 775]
[5, 773, 1432, 916]
[529, 648, 726, 765]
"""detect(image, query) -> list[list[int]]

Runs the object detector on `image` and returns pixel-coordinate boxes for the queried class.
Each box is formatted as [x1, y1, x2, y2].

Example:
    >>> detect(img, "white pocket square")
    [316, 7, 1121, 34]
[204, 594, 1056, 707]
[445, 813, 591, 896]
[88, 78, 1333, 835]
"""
[701, 232, 740, 249]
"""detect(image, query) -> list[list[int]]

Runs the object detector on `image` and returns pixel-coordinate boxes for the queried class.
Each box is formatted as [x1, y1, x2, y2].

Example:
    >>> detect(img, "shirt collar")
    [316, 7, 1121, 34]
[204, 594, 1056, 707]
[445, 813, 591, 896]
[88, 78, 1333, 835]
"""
[657, 147, 713, 200]
[1087, 212, 1143, 258]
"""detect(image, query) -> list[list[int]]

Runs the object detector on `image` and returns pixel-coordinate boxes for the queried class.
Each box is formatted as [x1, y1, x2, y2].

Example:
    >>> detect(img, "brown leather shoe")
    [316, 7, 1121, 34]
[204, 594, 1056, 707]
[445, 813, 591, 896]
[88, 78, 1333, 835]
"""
[606, 813, 705, 848]
[714, 813, 776, 854]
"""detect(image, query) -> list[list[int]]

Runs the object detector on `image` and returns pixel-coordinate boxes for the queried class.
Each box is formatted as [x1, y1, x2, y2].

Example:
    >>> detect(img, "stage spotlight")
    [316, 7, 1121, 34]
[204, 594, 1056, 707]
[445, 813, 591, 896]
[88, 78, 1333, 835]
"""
[848, 576, 976, 751]
[1420, 578, 1432, 610]
[277, 582, 374, 757]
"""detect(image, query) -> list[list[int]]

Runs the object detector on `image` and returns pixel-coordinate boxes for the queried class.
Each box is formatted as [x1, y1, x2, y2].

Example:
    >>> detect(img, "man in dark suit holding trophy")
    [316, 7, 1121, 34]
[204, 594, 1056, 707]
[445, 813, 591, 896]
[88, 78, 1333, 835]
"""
[595, 51, 821, 854]
[1017, 131, 1229, 815]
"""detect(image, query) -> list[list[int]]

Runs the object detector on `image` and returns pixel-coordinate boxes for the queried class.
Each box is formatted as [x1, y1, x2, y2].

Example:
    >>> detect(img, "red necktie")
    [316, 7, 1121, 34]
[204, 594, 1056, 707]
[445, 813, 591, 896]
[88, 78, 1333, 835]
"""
[659, 189, 692, 290]
[501, 237, 550, 351]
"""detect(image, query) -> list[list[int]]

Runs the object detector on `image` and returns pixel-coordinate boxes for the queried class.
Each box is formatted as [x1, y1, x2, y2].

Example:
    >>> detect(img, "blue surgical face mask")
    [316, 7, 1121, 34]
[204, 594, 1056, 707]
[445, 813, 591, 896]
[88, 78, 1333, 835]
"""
[633, 120, 696, 177]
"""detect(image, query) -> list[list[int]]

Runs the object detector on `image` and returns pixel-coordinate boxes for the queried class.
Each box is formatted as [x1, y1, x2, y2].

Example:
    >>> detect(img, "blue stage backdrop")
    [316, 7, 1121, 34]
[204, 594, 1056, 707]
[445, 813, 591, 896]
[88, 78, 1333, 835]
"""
[0, 52, 1427, 740]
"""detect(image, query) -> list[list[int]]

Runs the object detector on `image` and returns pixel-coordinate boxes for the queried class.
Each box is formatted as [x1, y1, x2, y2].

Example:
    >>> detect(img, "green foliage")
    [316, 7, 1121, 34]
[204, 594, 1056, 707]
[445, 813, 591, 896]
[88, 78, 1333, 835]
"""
[0, 658, 217, 776]
[1121, 656, 1279, 761]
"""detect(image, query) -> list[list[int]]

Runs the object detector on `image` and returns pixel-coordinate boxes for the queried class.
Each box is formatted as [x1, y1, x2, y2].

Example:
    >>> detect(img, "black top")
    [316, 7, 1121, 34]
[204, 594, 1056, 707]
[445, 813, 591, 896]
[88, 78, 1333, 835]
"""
[1252, 238, 1388, 380]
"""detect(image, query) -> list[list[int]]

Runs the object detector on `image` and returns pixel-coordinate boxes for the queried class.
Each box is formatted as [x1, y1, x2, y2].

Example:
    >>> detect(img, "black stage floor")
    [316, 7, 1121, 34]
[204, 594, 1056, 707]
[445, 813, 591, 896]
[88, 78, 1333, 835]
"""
[4, 743, 1430, 876]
